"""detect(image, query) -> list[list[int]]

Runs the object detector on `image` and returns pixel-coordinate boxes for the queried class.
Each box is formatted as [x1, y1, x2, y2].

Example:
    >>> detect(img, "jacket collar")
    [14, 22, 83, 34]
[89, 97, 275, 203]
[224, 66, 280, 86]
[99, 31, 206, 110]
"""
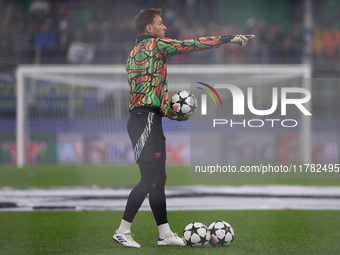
[135, 34, 158, 44]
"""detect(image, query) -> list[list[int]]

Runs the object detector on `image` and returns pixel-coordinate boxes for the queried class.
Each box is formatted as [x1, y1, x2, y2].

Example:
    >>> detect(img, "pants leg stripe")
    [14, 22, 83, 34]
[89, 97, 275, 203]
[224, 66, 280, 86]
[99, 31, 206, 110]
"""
[133, 112, 154, 162]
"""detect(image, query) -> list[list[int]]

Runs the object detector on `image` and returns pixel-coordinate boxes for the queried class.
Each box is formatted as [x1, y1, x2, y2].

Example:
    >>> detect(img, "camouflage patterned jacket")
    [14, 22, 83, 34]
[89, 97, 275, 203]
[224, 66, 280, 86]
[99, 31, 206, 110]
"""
[126, 35, 223, 116]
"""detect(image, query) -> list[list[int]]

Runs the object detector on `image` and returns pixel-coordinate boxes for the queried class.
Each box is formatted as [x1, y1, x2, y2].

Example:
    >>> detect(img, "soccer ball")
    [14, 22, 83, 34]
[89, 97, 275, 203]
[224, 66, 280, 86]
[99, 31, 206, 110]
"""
[183, 222, 210, 247]
[208, 221, 234, 247]
[170, 90, 198, 120]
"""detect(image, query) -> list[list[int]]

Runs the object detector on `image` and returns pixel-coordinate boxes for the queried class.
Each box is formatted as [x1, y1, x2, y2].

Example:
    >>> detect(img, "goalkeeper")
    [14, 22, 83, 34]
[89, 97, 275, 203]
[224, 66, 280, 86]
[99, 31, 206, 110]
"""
[113, 8, 254, 248]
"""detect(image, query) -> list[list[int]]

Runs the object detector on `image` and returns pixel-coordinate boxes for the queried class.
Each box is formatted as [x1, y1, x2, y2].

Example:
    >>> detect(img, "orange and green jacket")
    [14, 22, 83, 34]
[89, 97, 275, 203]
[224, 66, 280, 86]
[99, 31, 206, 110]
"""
[126, 35, 226, 116]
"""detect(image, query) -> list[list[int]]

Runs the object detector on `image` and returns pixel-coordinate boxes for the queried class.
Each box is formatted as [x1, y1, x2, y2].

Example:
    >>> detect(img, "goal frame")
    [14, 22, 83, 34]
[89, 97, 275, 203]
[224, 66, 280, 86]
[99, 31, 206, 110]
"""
[16, 64, 312, 167]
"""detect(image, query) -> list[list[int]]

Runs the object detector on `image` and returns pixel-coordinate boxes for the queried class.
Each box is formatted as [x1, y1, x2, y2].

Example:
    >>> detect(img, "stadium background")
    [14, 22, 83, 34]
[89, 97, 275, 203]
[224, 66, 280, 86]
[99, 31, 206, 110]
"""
[0, 0, 339, 165]
[0, 0, 340, 254]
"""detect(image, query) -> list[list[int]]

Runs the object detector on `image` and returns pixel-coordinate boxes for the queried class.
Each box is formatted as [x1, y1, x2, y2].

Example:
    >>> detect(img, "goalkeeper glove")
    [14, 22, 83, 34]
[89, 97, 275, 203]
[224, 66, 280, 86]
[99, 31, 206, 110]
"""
[221, 34, 255, 47]
[166, 108, 179, 120]
[165, 108, 190, 121]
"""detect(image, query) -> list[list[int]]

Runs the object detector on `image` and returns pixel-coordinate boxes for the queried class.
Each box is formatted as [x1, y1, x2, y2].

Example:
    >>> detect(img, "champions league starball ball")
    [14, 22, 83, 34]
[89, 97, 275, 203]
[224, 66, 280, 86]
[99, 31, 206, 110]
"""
[208, 220, 234, 247]
[183, 222, 210, 247]
[170, 90, 198, 120]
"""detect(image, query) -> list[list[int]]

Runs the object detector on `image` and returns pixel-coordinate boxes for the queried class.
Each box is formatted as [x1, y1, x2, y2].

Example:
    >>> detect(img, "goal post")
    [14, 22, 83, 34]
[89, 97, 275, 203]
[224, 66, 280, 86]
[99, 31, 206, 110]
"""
[16, 65, 127, 168]
[16, 64, 312, 168]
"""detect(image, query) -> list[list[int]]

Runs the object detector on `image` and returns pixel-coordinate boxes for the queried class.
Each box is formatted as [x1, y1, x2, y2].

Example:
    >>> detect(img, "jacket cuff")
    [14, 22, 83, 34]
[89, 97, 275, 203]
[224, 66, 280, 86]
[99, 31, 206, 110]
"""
[220, 35, 234, 44]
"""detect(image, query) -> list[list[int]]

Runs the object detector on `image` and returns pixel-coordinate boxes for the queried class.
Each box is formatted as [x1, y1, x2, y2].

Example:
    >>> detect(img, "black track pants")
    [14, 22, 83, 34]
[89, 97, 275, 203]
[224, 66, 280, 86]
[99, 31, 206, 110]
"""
[123, 107, 167, 226]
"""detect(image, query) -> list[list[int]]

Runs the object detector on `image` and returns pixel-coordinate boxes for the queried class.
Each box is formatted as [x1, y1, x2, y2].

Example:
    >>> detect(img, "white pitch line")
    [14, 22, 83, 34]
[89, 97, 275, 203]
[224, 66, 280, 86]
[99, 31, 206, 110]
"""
[0, 185, 340, 211]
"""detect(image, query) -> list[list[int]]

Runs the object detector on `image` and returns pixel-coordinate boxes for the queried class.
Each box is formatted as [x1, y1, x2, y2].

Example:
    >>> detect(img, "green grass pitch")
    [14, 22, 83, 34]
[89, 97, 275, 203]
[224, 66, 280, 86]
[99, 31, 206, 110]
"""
[1, 165, 340, 254]
[0, 210, 340, 254]
[1, 164, 340, 188]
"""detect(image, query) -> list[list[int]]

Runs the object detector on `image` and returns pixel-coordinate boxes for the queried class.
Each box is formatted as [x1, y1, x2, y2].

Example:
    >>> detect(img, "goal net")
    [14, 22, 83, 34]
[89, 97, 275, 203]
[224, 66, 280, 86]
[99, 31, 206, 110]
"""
[16, 64, 311, 167]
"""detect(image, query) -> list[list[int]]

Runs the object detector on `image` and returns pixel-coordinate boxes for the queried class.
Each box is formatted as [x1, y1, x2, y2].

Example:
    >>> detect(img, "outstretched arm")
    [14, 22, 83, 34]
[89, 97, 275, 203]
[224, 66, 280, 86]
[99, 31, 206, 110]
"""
[156, 35, 255, 57]
[157, 36, 223, 57]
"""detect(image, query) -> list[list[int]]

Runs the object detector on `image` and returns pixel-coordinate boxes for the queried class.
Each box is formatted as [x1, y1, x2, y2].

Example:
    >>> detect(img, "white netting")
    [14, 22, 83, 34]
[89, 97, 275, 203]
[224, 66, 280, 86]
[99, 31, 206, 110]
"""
[16, 65, 311, 167]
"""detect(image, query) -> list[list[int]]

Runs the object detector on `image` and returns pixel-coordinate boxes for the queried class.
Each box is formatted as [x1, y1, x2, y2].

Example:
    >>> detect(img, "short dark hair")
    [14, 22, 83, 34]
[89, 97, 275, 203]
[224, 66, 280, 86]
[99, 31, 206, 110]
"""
[135, 8, 162, 35]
